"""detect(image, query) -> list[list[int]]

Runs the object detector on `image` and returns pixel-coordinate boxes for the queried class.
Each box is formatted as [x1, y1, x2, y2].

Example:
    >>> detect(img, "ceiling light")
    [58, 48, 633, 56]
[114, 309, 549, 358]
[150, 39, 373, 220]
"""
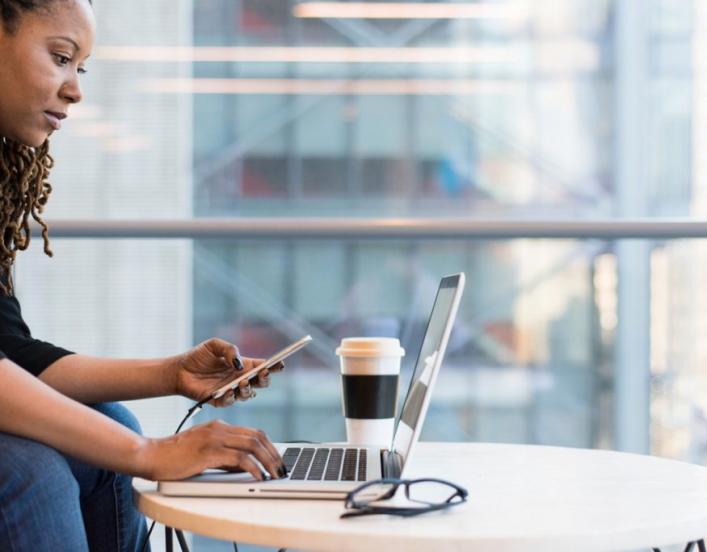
[96, 46, 520, 64]
[140, 78, 518, 96]
[292, 2, 526, 19]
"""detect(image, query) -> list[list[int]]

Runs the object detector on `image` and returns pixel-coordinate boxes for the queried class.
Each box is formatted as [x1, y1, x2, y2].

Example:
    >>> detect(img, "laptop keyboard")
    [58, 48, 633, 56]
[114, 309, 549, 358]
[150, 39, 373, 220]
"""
[283, 447, 368, 481]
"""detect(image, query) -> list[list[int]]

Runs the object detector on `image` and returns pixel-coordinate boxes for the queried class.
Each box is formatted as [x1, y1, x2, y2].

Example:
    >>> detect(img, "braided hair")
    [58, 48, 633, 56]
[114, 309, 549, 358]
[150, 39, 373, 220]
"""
[0, 139, 54, 296]
[0, 0, 92, 296]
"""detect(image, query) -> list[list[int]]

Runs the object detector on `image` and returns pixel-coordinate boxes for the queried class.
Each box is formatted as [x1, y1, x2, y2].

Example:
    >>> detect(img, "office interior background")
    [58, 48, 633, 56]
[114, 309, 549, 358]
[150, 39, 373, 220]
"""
[13, 0, 706, 548]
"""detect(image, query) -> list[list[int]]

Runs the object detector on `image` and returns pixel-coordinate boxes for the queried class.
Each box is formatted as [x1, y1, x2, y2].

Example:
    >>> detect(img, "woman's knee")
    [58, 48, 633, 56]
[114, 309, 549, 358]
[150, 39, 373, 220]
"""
[90, 402, 143, 435]
[0, 433, 78, 496]
[0, 433, 88, 551]
[0, 433, 80, 517]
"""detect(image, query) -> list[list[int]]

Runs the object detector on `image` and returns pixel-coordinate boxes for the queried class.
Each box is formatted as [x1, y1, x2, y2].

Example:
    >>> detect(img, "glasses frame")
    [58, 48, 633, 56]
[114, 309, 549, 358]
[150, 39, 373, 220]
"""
[341, 477, 468, 519]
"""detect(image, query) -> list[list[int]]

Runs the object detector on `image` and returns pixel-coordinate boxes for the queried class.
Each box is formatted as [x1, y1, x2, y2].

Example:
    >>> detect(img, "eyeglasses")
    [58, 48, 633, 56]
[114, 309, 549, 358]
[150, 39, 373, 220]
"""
[341, 477, 468, 519]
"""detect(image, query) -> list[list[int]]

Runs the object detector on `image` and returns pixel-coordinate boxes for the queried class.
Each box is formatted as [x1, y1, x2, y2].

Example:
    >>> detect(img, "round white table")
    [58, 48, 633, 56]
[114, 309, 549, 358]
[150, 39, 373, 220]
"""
[133, 442, 707, 552]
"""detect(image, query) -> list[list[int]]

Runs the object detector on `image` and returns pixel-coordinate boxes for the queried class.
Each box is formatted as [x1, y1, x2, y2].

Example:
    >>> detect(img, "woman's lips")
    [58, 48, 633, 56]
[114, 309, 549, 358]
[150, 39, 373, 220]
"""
[44, 112, 64, 130]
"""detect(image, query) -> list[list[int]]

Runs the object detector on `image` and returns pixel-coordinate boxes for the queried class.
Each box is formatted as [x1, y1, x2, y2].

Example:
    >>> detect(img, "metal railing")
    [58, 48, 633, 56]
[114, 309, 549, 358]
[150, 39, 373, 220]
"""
[36, 218, 707, 240]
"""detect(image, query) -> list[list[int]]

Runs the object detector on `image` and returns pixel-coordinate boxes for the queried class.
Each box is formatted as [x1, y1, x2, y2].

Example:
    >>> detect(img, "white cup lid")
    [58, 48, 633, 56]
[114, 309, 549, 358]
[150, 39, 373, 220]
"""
[336, 337, 405, 358]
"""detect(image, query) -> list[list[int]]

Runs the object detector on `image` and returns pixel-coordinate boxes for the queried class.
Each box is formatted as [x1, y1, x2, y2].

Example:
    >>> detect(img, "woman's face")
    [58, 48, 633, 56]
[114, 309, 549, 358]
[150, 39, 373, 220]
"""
[0, 0, 96, 147]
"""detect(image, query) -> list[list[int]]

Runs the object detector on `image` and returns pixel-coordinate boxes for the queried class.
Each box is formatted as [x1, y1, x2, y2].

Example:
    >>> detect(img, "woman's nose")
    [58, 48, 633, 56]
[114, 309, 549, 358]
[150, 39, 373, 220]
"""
[61, 73, 84, 105]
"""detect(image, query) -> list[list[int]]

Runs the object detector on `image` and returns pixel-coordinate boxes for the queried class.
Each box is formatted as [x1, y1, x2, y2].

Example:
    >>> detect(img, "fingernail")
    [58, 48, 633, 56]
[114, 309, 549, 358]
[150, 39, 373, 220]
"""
[261, 374, 271, 383]
[233, 356, 244, 371]
[250, 391, 258, 399]
[225, 394, 236, 405]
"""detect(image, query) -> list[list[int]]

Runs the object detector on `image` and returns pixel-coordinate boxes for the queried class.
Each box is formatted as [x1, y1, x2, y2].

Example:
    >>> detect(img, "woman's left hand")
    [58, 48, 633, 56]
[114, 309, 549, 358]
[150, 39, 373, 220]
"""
[172, 338, 284, 407]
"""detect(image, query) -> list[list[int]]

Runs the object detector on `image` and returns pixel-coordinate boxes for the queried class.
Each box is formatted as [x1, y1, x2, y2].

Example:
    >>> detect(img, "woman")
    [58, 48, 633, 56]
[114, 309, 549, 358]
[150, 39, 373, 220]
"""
[0, 0, 286, 550]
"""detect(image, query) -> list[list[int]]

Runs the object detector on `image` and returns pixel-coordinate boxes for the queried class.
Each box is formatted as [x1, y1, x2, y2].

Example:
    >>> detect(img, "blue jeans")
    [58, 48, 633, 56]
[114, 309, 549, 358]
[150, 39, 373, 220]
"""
[0, 403, 151, 552]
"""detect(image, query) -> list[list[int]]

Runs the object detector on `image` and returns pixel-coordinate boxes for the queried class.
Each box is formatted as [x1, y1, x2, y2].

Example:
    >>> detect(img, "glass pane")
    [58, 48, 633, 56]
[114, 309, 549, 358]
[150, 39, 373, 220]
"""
[17, 235, 707, 462]
[189, 238, 607, 448]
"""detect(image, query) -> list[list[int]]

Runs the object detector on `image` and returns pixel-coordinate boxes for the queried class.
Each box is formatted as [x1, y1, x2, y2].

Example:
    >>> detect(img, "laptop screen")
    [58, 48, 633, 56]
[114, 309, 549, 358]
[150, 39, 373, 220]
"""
[391, 273, 464, 466]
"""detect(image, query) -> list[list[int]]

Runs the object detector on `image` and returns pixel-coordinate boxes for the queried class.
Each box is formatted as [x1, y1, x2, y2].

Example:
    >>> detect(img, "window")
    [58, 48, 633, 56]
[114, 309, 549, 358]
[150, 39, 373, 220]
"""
[14, 5, 707, 550]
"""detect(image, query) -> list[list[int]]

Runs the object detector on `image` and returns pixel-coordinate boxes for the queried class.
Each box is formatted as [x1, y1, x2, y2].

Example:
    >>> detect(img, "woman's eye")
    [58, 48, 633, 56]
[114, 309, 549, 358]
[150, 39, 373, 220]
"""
[53, 54, 87, 75]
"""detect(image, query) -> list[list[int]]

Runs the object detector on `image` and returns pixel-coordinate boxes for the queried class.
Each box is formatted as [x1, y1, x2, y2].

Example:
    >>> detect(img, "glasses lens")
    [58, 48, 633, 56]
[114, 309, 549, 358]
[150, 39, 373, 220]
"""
[407, 480, 460, 505]
[352, 482, 399, 506]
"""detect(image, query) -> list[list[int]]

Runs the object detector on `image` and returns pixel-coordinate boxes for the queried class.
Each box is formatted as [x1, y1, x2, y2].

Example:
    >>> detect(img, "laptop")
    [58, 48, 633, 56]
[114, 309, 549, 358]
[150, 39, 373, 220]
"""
[159, 272, 465, 499]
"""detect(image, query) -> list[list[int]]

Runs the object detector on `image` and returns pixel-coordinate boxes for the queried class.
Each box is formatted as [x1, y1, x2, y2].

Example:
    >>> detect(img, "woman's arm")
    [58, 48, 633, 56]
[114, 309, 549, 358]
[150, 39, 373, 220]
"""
[2, 357, 146, 473]
[38, 353, 181, 403]
[0, 358, 285, 481]
[38, 338, 280, 406]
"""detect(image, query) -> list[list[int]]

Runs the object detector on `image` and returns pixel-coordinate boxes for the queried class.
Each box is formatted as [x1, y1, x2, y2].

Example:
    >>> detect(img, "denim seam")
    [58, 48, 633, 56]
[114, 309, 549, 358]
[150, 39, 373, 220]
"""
[113, 474, 124, 552]
[0, 503, 18, 552]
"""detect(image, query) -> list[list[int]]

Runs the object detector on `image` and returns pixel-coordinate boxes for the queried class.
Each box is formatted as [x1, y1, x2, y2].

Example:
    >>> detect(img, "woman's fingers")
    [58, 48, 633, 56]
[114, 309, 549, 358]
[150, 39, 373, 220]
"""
[203, 338, 242, 369]
[223, 358, 289, 402]
[242, 426, 283, 470]
[212, 378, 256, 407]
[269, 361, 285, 374]
[216, 425, 284, 479]
[231, 455, 268, 481]
[213, 389, 237, 407]
[257, 369, 271, 388]
[251, 361, 284, 389]
[238, 379, 256, 400]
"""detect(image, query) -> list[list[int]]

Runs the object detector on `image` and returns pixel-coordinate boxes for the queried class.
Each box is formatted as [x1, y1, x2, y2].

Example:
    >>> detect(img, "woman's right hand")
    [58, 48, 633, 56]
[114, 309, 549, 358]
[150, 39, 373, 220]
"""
[135, 420, 286, 482]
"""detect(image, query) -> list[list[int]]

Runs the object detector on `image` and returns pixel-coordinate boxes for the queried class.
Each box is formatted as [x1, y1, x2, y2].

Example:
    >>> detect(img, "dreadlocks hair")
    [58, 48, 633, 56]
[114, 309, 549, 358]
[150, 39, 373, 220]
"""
[0, 138, 54, 296]
[0, 0, 93, 296]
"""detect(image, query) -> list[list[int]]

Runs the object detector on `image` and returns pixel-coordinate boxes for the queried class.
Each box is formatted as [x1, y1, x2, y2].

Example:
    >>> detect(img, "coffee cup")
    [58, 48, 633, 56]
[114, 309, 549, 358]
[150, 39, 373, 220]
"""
[336, 337, 405, 446]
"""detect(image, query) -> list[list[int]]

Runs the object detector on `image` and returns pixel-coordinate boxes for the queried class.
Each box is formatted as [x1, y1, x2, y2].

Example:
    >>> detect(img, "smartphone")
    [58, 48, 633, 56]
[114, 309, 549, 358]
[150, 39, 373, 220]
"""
[210, 335, 313, 399]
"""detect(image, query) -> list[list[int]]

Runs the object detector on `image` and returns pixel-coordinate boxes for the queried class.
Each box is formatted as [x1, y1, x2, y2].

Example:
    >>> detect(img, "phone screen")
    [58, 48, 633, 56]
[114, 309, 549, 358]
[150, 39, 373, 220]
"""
[210, 335, 312, 399]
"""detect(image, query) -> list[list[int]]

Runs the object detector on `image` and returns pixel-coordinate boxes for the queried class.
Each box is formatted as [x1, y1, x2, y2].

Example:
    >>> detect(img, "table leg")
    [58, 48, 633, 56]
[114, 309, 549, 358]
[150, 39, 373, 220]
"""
[165, 526, 173, 552]
[653, 539, 705, 552]
[175, 529, 190, 552]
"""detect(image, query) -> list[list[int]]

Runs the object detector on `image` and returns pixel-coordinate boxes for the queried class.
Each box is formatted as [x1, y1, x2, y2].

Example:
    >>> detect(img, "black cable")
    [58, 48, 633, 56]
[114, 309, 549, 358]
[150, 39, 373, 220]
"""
[138, 397, 211, 552]
[175, 397, 210, 433]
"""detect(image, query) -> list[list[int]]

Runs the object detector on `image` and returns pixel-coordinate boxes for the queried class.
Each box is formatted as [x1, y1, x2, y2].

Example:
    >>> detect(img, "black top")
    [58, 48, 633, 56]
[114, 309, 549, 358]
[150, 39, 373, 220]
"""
[0, 292, 74, 376]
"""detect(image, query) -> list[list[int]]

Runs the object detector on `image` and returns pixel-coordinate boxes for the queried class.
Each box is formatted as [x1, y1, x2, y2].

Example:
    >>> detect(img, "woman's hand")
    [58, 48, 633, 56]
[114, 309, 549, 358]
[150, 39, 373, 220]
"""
[171, 338, 284, 407]
[136, 420, 287, 481]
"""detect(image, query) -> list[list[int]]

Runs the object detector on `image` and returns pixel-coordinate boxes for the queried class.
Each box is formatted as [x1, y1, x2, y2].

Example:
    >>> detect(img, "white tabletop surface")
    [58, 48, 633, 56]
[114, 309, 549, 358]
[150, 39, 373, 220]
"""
[133, 442, 707, 552]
